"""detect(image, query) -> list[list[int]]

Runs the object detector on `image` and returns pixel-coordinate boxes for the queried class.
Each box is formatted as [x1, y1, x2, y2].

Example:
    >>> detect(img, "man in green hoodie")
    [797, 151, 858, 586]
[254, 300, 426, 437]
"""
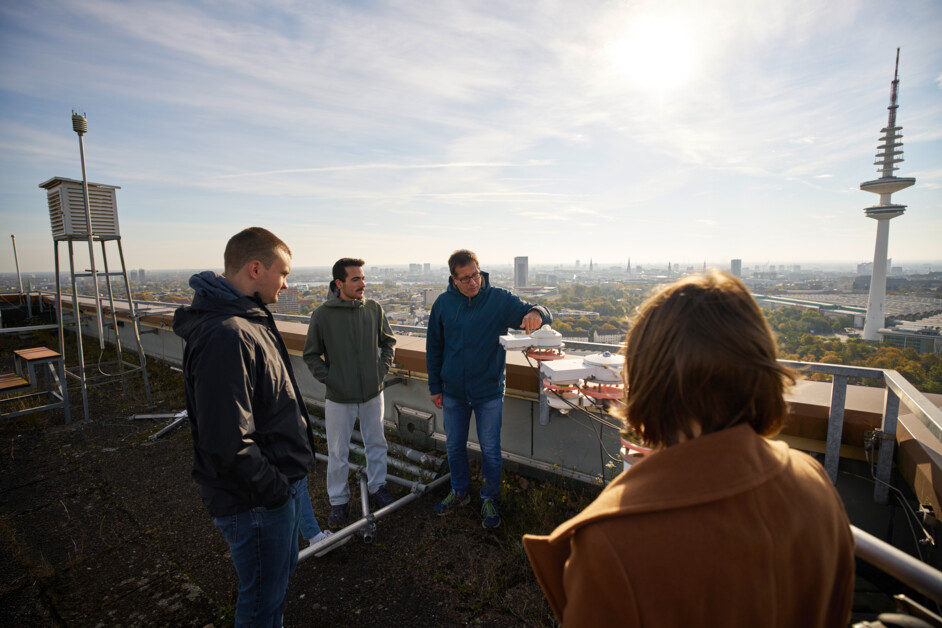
[303, 258, 397, 529]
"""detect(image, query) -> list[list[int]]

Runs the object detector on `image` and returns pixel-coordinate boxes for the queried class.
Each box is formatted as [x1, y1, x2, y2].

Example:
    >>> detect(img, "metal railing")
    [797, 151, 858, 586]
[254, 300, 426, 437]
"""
[853, 525, 942, 602]
[527, 341, 942, 600]
[778, 360, 942, 505]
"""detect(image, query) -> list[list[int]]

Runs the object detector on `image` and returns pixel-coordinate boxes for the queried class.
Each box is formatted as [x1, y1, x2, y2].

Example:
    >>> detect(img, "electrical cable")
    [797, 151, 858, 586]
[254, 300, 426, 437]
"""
[97, 346, 113, 376]
[864, 445, 934, 564]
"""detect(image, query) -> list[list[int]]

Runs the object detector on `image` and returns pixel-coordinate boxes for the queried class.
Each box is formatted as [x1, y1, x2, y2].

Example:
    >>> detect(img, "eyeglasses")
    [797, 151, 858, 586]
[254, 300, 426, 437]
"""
[456, 272, 482, 285]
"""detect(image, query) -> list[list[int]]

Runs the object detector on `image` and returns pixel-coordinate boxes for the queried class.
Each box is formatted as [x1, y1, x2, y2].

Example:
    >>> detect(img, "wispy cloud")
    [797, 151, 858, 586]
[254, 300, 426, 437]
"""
[214, 161, 554, 179]
[1, 0, 940, 270]
[517, 211, 569, 222]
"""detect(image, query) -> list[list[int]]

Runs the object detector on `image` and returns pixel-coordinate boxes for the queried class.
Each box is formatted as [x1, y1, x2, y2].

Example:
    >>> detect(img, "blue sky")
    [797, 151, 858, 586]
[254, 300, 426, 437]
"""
[1, 0, 940, 273]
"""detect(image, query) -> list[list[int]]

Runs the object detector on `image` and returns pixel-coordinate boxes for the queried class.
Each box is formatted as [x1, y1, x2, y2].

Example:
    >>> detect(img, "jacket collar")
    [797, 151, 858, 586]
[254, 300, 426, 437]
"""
[324, 290, 364, 308]
[446, 270, 491, 299]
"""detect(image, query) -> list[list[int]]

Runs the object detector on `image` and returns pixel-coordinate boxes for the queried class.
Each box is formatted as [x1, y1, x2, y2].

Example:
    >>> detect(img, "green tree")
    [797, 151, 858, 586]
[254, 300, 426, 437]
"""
[552, 321, 573, 333]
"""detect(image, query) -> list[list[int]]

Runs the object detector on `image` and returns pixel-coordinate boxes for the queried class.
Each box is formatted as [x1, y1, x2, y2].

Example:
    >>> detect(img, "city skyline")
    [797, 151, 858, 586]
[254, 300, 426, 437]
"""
[4, 255, 940, 280]
[2, 1, 941, 273]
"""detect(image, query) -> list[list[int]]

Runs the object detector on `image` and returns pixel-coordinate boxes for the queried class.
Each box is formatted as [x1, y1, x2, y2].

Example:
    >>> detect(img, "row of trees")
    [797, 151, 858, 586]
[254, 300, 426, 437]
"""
[546, 293, 942, 394]
[765, 307, 942, 393]
[551, 317, 627, 340]
[545, 285, 644, 338]
[548, 285, 647, 319]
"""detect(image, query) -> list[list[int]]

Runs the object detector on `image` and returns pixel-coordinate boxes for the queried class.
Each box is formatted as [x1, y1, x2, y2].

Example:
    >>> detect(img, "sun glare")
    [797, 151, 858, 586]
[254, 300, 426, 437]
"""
[609, 14, 698, 92]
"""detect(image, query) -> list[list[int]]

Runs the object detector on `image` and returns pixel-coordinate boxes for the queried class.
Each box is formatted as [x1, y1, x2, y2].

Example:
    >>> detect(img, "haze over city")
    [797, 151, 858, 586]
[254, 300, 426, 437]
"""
[1, 0, 940, 274]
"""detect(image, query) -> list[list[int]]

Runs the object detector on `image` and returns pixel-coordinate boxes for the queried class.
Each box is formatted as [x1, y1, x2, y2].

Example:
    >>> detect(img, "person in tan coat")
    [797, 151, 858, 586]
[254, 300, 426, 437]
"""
[523, 271, 855, 627]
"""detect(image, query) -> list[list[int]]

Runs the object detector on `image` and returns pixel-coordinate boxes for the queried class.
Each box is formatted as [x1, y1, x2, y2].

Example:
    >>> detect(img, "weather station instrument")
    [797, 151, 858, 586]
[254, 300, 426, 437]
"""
[38, 112, 152, 421]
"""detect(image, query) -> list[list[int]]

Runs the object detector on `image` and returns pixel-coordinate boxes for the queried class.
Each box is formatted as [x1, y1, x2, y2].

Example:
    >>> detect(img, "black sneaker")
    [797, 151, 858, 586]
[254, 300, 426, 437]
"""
[481, 498, 501, 529]
[327, 502, 349, 530]
[370, 485, 396, 510]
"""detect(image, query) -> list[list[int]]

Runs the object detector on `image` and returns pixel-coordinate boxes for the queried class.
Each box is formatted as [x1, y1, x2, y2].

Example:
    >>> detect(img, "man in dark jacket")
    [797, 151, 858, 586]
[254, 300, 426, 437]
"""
[303, 258, 396, 529]
[172, 227, 315, 627]
[427, 249, 551, 529]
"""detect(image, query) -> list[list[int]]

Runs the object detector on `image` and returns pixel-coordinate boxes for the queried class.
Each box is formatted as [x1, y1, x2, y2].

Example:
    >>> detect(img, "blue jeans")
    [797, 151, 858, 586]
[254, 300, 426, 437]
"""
[213, 478, 304, 628]
[296, 475, 322, 540]
[442, 395, 503, 500]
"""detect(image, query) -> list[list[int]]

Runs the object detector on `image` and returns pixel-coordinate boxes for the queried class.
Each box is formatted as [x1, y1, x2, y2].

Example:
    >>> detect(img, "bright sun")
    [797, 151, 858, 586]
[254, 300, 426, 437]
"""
[609, 14, 698, 92]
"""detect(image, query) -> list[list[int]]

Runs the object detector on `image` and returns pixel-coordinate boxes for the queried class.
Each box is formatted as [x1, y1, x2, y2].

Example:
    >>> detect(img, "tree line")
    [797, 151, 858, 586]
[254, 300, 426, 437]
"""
[544, 288, 942, 394]
[764, 307, 941, 393]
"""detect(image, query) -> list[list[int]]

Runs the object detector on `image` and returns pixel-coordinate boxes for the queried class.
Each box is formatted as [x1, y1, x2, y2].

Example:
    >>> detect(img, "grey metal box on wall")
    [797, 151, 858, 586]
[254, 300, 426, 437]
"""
[395, 404, 435, 449]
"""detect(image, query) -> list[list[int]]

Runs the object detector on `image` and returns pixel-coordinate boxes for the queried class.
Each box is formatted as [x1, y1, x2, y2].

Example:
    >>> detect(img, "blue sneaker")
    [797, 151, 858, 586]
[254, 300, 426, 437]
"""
[433, 490, 470, 515]
[481, 498, 501, 529]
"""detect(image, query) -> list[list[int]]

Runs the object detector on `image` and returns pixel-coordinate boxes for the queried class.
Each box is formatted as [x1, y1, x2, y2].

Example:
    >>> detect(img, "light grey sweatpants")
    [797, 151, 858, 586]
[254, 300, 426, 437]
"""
[325, 393, 387, 505]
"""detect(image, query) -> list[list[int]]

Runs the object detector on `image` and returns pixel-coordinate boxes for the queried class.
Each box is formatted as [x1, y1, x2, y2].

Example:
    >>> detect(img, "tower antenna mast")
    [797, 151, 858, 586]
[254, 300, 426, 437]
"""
[859, 48, 915, 341]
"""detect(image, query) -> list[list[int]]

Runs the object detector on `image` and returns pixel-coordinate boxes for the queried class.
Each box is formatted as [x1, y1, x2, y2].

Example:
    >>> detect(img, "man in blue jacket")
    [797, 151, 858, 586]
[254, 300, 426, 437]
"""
[427, 249, 551, 528]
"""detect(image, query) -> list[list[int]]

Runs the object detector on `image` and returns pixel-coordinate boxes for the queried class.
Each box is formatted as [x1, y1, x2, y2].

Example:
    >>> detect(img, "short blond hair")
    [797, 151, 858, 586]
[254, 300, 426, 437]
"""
[224, 227, 291, 276]
[620, 271, 794, 448]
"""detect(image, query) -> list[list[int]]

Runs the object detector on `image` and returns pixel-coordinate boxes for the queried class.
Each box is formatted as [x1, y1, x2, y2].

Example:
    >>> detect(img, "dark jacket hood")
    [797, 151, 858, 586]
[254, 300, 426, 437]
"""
[172, 271, 266, 341]
[189, 270, 243, 301]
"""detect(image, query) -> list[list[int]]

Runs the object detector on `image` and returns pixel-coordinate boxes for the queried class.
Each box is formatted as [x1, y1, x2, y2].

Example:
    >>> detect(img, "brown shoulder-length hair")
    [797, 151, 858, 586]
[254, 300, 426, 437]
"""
[619, 271, 795, 449]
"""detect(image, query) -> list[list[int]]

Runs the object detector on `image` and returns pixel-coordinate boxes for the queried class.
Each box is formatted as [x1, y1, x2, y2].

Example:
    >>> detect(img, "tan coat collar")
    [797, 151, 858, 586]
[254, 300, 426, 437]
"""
[551, 424, 790, 540]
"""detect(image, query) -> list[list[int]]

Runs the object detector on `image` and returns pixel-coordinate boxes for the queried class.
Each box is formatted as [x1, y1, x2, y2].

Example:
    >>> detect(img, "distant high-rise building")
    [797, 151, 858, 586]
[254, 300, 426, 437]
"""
[514, 256, 528, 288]
[423, 288, 440, 306]
[409, 263, 422, 274]
[627, 257, 631, 275]
[138, 268, 146, 282]
[589, 258, 593, 272]
[861, 50, 914, 341]
[730, 259, 741, 277]
[858, 260, 890, 275]
[423, 263, 430, 274]
[269, 287, 300, 315]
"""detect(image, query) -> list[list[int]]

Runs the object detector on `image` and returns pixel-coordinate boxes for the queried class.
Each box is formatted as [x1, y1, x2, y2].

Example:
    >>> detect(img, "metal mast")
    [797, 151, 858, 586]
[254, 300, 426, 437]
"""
[72, 111, 106, 349]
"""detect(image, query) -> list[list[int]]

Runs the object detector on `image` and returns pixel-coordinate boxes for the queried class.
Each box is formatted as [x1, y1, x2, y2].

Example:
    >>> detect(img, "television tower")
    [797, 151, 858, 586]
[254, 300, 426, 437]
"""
[860, 49, 915, 341]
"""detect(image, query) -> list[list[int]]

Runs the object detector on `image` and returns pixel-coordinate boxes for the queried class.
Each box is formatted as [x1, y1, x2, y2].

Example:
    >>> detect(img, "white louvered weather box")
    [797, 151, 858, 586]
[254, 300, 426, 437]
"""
[39, 177, 121, 240]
